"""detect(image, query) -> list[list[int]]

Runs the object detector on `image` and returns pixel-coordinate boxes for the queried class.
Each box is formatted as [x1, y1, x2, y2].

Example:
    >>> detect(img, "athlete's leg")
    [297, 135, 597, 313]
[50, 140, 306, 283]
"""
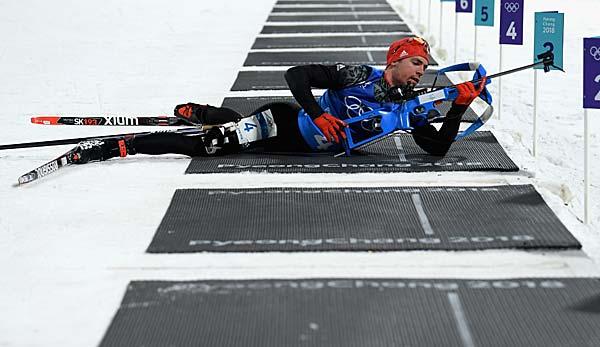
[130, 131, 209, 156]
[132, 105, 243, 156]
[73, 102, 310, 162]
[248, 102, 312, 152]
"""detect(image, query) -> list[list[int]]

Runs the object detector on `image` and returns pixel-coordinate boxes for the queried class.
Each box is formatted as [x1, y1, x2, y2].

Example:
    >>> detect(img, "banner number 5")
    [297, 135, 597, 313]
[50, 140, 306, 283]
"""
[481, 6, 489, 21]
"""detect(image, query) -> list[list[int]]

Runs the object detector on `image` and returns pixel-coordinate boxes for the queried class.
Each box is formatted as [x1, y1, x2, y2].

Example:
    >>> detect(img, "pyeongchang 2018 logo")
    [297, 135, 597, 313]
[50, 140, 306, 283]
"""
[590, 46, 600, 61]
[156, 279, 565, 295]
[504, 2, 519, 12]
[344, 95, 372, 118]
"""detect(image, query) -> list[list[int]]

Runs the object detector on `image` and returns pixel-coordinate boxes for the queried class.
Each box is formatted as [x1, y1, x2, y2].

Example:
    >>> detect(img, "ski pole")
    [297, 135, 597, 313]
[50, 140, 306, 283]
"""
[0, 127, 203, 150]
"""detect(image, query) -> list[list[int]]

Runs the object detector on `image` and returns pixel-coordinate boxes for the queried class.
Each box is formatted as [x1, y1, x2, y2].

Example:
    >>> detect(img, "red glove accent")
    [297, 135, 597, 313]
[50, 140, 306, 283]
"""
[454, 76, 487, 106]
[313, 113, 347, 144]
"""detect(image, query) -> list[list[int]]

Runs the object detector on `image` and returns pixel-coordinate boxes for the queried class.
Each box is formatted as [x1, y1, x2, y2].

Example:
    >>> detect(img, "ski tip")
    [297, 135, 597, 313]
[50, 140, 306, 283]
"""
[31, 116, 60, 125]
[17, 174, 34, 186]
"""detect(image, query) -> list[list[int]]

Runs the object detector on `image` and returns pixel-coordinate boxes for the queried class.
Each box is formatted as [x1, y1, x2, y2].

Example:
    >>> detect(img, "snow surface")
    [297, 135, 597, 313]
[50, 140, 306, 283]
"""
[0, 0, 599, 346]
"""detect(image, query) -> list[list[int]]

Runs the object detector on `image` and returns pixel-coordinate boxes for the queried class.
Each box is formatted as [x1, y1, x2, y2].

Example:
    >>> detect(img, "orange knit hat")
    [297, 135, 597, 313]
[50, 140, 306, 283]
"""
[386, 37, 430, 66]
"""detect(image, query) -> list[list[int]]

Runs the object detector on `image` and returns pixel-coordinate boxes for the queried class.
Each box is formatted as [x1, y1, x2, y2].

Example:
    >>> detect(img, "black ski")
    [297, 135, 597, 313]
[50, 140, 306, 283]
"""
[17, 147, 78, 185]
[14, 128, 207, 185]
[31, 115, 187, 126]
[1, 127, 204, 150]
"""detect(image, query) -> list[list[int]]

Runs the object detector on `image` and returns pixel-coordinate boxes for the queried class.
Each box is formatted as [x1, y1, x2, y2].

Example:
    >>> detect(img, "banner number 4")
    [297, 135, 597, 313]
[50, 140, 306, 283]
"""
[506, 21, 517, 40]
[595, 75, 600, 101]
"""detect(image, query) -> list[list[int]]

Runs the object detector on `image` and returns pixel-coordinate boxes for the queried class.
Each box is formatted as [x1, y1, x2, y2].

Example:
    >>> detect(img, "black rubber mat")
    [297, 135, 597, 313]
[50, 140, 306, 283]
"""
[245, 51, 383, 66]
[186, 131, 516, 174]
[268, 14, 402, 22]
[244, 51, 438, 66]
[252, 34, 411, 49]
[221, 96, 307, 115]
[147, 185, 577, 253]
[101, 278, 600, 347]
[230, 71, 292, 91]
[102, 277, 600, 346]
[230, 70, 447, 91]
[220, 96, 478, 123]
[272, 6, 394, 12]
[261, 24, 410, 33]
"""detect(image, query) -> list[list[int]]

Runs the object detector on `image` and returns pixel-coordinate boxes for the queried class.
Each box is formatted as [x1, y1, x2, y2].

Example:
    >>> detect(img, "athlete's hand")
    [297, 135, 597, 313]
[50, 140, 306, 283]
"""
[454, 76, 487, 106]
[314, 113, 347, 143]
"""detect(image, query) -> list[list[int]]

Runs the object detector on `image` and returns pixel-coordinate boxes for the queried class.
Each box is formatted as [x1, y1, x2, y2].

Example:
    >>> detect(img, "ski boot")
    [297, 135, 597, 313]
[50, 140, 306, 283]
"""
[200, 125, 242, 155]
[70, 137, 135, 164]
[174, 103, 208, 126]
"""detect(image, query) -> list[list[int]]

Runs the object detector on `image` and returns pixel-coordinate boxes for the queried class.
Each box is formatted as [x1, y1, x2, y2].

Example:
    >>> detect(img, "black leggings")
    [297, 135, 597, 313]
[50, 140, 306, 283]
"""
[131, 102, 311, 156]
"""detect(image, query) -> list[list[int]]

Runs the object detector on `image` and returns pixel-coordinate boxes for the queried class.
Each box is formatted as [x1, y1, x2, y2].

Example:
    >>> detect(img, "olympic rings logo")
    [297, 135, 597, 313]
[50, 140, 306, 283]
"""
[590, 46, 600, 61]
[344, 95, 372, 118]
[504, 2, 520, 12]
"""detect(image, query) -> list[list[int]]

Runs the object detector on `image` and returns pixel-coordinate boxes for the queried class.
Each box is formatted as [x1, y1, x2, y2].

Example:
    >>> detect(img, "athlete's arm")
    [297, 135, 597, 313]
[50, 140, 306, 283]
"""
[284, 64, 372, 118]
[410, 104, 468, 156]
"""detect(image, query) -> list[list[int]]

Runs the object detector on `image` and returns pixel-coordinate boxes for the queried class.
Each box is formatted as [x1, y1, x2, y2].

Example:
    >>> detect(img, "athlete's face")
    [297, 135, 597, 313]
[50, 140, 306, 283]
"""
[385, 56, 429, 88]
